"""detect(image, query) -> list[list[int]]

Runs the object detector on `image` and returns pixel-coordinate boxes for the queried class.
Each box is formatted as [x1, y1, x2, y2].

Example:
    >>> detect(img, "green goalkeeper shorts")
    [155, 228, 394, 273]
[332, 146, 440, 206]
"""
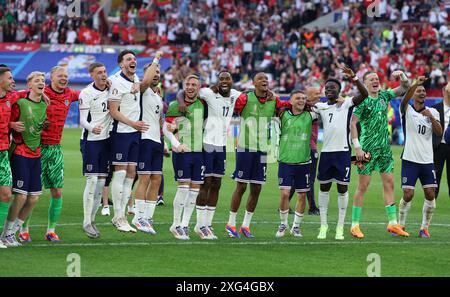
[41, 144, 64, 189]
[357, 148, 394, 175]
[0, 150, 12, 187]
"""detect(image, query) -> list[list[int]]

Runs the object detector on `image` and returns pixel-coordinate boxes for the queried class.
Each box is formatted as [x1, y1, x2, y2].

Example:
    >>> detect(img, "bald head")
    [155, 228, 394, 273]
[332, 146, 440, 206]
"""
[306, 86, 321, 105]
[253, 72, 269, 93]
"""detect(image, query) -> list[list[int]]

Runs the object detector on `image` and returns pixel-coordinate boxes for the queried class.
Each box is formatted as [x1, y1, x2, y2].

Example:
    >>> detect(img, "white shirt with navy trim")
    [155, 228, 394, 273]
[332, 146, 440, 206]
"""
[108, 71, 140, 134]
[401, 105, 440, 164]
[199, 88, 241, 147]
[314, 98, 354, 152]
[79, 83, 112, 141]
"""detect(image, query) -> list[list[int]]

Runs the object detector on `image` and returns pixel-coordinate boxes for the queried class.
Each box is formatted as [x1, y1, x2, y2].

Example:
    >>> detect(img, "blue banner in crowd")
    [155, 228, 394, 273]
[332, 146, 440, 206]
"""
[1, 51, 171, 84]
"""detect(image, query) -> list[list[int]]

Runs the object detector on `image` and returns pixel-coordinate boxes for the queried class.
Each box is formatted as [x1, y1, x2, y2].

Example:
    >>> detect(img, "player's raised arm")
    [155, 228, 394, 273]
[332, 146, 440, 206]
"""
[391, 70, 411, 97]
[140, 51, 163, 93]
[339, 64, 368, 106]
[400, 76, 427, 115]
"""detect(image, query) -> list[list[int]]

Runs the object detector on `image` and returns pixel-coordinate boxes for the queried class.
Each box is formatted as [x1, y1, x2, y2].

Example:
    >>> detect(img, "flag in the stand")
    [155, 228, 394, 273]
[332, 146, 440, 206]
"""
[78, 26, 101, 45]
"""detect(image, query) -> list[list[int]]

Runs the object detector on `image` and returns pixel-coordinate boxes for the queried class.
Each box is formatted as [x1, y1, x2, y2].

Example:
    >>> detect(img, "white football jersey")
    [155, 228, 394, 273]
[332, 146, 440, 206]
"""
[401, 105, 440, 164]
[108, 71, 140, 133]
[314, 98, 354, 152]
[200, 88, 241, 147]
[141, 87, 163, 143]
[79, 83, 112, 141]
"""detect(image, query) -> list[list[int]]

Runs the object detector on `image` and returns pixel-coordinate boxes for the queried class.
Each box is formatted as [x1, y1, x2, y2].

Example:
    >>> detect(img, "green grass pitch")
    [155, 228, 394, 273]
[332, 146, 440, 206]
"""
[1, 128, 449, 277]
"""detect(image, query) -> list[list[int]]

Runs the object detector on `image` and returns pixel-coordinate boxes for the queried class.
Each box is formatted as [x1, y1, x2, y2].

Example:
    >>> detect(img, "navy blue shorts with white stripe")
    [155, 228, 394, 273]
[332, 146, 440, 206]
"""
[11, 154, 42, 195]
[137, 139, 164, 175]
[80, 139, 110, 176]
[401, 159, 437, 189]
[203, 144, 226, 177]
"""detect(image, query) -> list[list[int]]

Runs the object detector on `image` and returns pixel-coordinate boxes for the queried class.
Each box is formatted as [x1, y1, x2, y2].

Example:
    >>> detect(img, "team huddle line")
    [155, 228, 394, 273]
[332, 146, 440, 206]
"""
[0, 49, 448, 248]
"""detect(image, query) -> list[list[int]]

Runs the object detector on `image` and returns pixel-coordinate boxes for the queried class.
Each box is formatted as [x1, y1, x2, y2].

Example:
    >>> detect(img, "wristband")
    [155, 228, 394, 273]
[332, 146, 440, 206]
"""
[352, 138, 361, 149]
[153, 58, 160, 65]
[352, 76, 359, 81]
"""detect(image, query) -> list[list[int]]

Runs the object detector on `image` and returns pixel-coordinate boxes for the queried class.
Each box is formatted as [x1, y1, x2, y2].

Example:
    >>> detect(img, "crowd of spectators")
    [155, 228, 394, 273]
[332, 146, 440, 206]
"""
[1, 0, 450, 95]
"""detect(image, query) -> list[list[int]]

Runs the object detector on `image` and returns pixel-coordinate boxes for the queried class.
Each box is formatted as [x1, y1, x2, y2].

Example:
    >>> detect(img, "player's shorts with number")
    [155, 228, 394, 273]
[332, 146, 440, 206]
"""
[357, 148, 393, 175]
[0, 150, 12, 187]
[137, 139, 163, 175]
[12, 154, 42, 195]
[41, 144, 64, 189]
[80, 139, 110, 177]
[110, 131, 140, 166]
[232, 148, 267, 185]
[401, 159, 437, 189]
[172, 151, 204, 184]
[278, 162, 311, 192]
[317, 151, 351, 185]
[203, 144, 226, 178]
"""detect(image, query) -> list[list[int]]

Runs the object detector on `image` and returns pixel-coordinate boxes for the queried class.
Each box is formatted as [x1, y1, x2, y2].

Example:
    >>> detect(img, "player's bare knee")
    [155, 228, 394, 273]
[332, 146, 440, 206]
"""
[235, 182, 247, 195]
[424, 188, 436, 201]
[51, 188, 62, 198]
[211, 178, 222, 191]
[337, 184, 348, 194]
[250, 184, 262, 196]
[320, 183, 332, 192]
[0, 188, 12, 202]
[150, 174, 162, 185]
[402, 189, 414, 202]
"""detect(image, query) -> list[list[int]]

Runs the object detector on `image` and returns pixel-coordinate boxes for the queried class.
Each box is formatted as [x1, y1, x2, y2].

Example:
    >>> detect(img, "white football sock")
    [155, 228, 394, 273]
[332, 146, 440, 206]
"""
[91, 178, 105, 223]
[205, 206, 216, 227]
[111, 170, 126, 220]
[145, 200, 157, 221]
[279, 209, 289, 226]
[293, 212, 304, 228]
[2, 220, 15, 237]
[242, 210, 253, 228]
[173, 186, 189, 226]
[12, 219, 24, 234]
[83, 175, 97, 226]
[422, 199, 436, 229]
[227, 211, 237, 227]
[134, 199, 146, 221]
[196, 205, 206, 228]
[318, 191, 330, 227]
[398, 198, 411, 226]
[121, 177, 134, 218]
[337, 191, 349, 227]
[181, 189, 199, 227]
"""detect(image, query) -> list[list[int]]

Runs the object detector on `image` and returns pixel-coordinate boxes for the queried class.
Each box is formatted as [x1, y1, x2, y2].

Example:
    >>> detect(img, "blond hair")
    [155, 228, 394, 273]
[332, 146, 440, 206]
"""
[50, 65, 68, 77]
[27, 71, 45, 83]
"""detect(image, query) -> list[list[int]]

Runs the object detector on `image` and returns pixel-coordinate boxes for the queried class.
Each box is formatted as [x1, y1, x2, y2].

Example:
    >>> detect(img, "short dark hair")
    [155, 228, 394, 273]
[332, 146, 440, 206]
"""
[363, 71, 377, 82]
[117, 50, 136, 64]
[290, 89, 306, 97]
[325, 78, 341, 91]
[0, 67, 11, 76]
[88, 62, 105, 73]
[0, 64, 8, 67]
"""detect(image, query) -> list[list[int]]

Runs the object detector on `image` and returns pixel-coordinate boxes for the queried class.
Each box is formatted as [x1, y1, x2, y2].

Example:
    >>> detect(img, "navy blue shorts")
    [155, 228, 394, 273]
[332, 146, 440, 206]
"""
[278, 162, 311, 192]
[232, 148, 267, 184]
[110, 132, 140, 165]
[11, 154, 42, 196]
[138, 139, 164, 175]
[401, 160, 437, 189]
[203, 144, 226, 177]
[80, 139, 110, 177]
[317, 151, 351, 185]
[172, 152, 205, 184]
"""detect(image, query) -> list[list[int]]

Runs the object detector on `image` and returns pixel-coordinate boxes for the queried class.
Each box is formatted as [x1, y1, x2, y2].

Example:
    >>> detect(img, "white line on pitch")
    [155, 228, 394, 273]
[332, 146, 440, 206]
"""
[25, 240, 450, 248]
